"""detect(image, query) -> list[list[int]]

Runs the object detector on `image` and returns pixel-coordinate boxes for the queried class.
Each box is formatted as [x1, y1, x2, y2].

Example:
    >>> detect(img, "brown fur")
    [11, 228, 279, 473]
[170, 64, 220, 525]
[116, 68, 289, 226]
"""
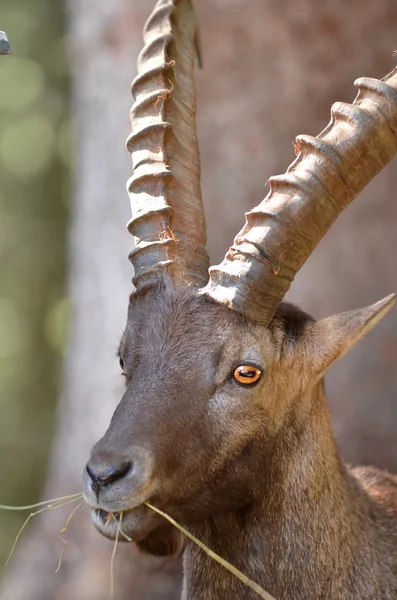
[83, 285, 397, 599]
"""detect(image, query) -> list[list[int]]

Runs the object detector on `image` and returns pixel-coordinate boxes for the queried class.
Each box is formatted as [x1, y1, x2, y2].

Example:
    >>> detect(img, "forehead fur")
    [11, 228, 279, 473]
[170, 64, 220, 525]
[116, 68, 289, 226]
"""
[271, 302, 315, 343]
[121, 283, 315, 357]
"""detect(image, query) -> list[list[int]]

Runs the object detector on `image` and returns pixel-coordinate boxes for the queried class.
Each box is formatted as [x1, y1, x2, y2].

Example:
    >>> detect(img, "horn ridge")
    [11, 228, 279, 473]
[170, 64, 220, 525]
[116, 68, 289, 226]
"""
[203, 71, 397, 325]
[127, 0, 209, 291]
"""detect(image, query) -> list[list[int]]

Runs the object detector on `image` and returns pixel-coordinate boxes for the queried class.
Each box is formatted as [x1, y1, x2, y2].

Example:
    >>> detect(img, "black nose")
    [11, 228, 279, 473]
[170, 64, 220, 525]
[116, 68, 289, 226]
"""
[86, 459, 131, 492]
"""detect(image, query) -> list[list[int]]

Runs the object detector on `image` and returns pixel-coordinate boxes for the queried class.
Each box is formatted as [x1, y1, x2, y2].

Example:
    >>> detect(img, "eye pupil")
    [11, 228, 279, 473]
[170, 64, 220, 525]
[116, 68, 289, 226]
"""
[233, 365, 262, 385]
[119, 357, 124, 371]
[241, 370, 255, 378]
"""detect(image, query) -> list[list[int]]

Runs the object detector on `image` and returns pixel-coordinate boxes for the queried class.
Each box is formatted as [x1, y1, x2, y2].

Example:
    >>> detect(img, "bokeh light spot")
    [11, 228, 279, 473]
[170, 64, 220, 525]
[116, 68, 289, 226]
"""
[0, 58, 44, 112]
[44, 297, 70, 353]
[0, 113, 54, 178]
[0, 298, 26, 358]
[56, 117, 74, 168]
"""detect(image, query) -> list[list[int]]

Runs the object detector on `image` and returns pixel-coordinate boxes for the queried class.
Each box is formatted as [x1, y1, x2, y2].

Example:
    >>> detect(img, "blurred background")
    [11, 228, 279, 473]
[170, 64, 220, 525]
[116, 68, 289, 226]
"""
[0, 0, 396, 598]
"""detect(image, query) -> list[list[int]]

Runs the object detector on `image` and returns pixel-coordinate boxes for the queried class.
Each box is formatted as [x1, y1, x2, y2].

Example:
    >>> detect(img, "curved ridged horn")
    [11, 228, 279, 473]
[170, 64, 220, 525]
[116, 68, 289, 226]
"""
[126, 0, 209, 290]
[203, 67, 397, 325]
[0, 31, 11, 55]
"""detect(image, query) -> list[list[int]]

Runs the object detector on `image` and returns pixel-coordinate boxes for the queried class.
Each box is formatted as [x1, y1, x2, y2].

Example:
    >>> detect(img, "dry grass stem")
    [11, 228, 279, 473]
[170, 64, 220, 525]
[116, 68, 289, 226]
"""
[0, 492, 83, 511]
[119, 525, 132, 542]
[55, 500, 84, 573]
[109, 512, 122, 600]
[145, 502, 277, 600]
[59, 500, 84, 535]
[0, 494, 83, 577]
[55, 536, 68, 574]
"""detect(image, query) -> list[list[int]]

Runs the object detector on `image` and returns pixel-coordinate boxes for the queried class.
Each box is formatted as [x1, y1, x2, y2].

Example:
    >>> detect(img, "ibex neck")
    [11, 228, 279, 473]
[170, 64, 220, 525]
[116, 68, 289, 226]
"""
[182, 384, 372, 600]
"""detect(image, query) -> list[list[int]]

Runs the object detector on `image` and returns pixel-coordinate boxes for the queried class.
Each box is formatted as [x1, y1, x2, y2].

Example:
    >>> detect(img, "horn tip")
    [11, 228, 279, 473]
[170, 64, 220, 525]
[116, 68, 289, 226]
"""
[0, 31, 12, 55]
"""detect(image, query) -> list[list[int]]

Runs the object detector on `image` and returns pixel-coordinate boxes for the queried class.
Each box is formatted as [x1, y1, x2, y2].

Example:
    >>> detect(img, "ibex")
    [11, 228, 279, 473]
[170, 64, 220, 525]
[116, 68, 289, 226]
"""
[83, 1, 397, 598]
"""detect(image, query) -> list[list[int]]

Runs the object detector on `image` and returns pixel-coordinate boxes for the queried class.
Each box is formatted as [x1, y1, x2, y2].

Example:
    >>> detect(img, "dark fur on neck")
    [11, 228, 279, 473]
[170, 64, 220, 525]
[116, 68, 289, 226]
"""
[182, 378, 397, 599]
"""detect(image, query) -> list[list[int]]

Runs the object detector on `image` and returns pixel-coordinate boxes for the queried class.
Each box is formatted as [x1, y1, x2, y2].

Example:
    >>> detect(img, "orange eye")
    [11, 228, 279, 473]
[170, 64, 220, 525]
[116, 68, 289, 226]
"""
[233, 365, 262, 385]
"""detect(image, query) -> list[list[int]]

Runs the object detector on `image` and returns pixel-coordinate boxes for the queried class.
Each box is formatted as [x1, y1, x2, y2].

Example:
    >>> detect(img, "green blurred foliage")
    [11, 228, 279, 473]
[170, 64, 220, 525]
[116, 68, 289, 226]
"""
[0, 0, 69, 563]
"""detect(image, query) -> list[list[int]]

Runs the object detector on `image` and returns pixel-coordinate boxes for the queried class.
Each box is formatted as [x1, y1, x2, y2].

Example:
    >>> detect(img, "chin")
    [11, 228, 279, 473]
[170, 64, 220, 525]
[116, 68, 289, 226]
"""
[90, 505, 185, 557]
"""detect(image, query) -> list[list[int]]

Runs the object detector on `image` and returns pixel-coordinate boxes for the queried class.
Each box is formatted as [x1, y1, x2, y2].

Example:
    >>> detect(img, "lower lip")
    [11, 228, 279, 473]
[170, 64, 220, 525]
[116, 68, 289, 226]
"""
[94, 507, 131, 525]
[92, 508, 129, 538]
[96, 508, 114, 521]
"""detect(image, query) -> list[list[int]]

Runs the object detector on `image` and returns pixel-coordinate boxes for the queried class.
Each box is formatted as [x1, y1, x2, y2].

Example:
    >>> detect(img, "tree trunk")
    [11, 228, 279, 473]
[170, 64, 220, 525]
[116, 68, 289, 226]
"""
[2, 0, 397, 598]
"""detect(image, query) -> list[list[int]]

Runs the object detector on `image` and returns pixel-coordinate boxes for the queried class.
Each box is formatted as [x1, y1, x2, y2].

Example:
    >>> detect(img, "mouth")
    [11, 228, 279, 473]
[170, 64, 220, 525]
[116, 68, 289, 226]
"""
[90, 503, 158, 542]
[93, 509, 129, 537]
[88, 499, 187, 558]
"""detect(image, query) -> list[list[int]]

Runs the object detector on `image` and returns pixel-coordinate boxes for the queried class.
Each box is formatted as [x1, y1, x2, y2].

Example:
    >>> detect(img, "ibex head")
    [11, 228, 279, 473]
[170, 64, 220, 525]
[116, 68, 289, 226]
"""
[83, 0, 397, 557]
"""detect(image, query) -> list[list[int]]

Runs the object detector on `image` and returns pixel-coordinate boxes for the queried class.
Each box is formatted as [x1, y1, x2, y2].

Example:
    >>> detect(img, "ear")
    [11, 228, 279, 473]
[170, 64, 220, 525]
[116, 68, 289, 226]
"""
[302, 294, 396, 377]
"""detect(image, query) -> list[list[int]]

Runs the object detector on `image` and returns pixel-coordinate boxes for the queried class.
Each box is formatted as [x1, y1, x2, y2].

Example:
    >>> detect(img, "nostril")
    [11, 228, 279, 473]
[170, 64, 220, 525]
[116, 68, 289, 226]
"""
[86, 460, 131, 489]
